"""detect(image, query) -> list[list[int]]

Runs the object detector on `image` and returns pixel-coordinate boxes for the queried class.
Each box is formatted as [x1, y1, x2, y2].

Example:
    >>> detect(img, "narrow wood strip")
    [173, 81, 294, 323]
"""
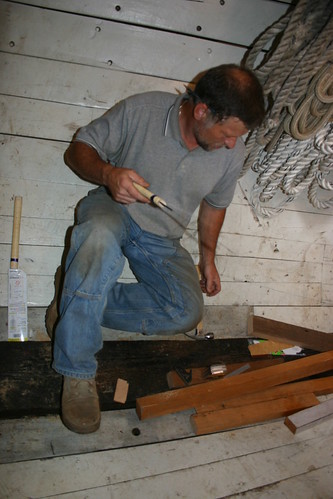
[191, 393, 319, 435]
[248, 315, 333, 352]
[285, 398, 333, 434]
[136, 351, 333, 420]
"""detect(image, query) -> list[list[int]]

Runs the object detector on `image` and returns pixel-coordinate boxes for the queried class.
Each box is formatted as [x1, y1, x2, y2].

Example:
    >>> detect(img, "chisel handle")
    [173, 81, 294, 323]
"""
[10, 196, 23, 270]
[133, 182, 168, 208]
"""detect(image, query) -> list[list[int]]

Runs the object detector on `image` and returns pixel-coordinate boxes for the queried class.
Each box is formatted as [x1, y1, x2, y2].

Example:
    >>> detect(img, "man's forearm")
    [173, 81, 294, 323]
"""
[64, 141, 150, 204]
[198, 201, 226, 264]
[197, 200, 226, 296]
[64, 141, 112, 186]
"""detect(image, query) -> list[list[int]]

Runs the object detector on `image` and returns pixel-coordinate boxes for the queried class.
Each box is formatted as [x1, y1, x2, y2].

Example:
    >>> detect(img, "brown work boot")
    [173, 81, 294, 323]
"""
[45, 266, 63, 339]
[61, 377, 101, 434]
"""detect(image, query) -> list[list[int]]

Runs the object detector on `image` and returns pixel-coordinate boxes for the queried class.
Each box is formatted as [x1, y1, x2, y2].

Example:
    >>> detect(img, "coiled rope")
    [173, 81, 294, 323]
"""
[241, 0, 333, 217]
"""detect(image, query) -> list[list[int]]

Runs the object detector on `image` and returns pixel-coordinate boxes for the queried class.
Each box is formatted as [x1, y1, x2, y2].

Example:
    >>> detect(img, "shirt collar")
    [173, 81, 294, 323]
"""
[164, 94, 189, 147]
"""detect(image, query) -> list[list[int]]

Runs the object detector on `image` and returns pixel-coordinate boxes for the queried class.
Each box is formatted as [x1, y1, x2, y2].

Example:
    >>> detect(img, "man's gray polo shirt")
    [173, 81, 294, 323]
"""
[75, 91, 245, 239]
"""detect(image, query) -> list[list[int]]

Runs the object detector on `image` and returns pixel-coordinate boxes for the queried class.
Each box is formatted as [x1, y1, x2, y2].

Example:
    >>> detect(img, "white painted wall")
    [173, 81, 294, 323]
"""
[1, 0, 332, 334]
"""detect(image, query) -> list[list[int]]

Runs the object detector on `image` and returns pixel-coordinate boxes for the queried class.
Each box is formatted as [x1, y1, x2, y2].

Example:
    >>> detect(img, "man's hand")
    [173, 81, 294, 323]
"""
[64, 142, 150, 205]
[104, 166, 150, 205]
[199, 261, 221, 297]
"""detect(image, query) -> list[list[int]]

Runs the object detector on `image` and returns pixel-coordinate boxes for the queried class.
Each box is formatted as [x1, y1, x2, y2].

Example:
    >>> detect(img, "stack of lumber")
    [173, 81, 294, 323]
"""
[136, 318, 333, 435]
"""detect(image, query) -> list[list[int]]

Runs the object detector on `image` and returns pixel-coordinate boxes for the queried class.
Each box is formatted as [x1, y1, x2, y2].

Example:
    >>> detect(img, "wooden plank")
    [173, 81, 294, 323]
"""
[248, 340, 296, 355]
[0, 245, 322, 285]
[195, 377, 333, 413]
[191, 393, 320, 435]
[0, 413, 329, 466]
[0, 178, 89, 219]
[0, 94, 101, 141]
[167, 358, 286, 388]
[0, 2, 246, 81]
[0, 244, 135, 279]
[224, 465, 333, 499]
[0, 134, 85, 187]
[0, 52, 184, 109]
[0, 339, 253, 418]
[0, 242, 320, 286]
[182, 230, 324, 262]
[0, 275, 323, 308]
[136, 351, 333, 420]
[248, 315, 333, 352]
[0, 306, 252, 342]
[215, 256, 322, 284]
[13, 0, 291, 46]
[213, 203, 333, 245]
[203, 282, 322, 307]
[253, 307, 333, 334]
[0, 424, 332, 499]
[285, 397, 333, 434]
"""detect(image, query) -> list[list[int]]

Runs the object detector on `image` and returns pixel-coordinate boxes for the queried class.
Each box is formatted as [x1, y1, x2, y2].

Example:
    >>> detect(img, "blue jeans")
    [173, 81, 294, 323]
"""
[53, 188, 203, 379]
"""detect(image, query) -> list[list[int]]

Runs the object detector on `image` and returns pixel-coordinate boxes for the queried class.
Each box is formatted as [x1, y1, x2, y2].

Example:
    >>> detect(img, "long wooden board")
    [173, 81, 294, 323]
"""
[191, 393, 320, 435]
[195, 376, 333, 413]
[166, 358, 285, 388]
[13, 0, 290, 46]
[249, 315, 333, 352]
[136, 351, 333, 420]
[0, 2, 245, 82]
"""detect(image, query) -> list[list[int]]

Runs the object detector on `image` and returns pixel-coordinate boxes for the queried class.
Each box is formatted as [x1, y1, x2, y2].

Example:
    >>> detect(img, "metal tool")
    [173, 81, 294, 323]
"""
[175, 367, 192, 385]
[133, 182, 172, 211]
[184, 330, 215, 340]
[224, 363, 251, 378]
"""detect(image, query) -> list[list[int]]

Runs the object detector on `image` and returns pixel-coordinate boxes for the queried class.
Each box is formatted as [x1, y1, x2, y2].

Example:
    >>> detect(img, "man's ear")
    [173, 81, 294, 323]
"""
[193, 102, 209, 121]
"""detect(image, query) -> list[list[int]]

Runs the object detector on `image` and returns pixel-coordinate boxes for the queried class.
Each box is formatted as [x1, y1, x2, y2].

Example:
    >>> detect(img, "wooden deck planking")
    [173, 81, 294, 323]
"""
[0, 416, 332, 498]
[13, 0, 291, 46]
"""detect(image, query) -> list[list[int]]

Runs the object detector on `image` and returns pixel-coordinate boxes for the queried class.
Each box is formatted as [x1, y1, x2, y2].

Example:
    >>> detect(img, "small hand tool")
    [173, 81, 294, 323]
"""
[133, 182, 172, 211]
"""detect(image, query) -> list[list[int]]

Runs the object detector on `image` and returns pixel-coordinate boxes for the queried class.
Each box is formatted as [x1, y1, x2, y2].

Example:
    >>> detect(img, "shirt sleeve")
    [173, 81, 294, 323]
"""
[74, 100, 128, 165]
[204, 139, 245, 208]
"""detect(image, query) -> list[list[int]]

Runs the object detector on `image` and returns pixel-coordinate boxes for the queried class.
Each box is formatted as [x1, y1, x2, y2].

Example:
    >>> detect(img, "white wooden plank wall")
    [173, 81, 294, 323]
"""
[1, 0, 332, 335]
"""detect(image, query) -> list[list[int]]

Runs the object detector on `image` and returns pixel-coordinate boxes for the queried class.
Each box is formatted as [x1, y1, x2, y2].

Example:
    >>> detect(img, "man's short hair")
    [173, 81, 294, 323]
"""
[189, 64, 265, 129]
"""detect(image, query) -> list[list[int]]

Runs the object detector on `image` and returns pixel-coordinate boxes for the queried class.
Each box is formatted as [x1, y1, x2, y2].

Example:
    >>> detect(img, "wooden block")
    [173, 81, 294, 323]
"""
[248, 340, 295, 356]
[196, 376, 333, 413]
[248, 315, 333, 352]
[191, 393, 319, 435]
[113, 378, 129, 404]
[284, 397, 333, 434]
[136, 350, 333, 420]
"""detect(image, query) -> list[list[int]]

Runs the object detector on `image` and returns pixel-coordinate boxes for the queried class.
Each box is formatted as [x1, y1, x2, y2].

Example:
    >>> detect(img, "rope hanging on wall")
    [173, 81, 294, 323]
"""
[241, 0, 333, 218]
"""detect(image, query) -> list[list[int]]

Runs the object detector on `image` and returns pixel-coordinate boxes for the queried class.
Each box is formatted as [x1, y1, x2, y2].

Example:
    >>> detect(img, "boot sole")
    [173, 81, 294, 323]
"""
[61, 412, 101, 434]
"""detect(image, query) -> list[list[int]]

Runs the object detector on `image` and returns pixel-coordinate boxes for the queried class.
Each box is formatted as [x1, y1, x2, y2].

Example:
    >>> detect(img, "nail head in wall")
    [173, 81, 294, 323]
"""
[115, 5, 121, 11]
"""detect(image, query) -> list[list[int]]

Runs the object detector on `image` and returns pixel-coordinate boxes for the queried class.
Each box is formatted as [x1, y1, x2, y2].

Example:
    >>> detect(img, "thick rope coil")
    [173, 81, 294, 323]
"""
[243, 123, 333, 217]
[241, 0, 333, 217]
